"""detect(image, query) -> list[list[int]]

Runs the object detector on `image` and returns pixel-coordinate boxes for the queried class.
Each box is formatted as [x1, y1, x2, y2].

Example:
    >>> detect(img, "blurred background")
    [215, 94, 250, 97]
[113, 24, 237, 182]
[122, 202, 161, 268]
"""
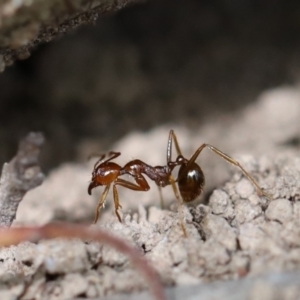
[1, 0, 300, 171]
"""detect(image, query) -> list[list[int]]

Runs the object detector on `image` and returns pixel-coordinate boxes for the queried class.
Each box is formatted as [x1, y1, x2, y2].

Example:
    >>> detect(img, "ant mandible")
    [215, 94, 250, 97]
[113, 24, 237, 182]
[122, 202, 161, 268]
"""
[88, 130, 270, 223]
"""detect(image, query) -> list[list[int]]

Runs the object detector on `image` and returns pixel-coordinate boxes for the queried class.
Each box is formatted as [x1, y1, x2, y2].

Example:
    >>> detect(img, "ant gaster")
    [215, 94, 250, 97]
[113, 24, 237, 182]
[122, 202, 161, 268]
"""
[88, 130, 270, 223]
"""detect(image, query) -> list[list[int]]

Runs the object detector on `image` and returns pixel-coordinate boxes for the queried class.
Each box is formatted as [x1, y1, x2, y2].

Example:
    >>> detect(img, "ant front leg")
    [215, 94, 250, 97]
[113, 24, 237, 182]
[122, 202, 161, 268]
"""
[112, 185, 122, 223]
[94, 184, 111, 223]
[186, 144, 272, 199]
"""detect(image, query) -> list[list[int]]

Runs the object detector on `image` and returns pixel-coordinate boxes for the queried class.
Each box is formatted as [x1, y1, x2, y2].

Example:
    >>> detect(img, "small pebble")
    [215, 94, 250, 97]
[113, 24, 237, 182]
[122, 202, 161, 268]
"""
[235, 178, 255, 198]
[265, 199, 292, 224]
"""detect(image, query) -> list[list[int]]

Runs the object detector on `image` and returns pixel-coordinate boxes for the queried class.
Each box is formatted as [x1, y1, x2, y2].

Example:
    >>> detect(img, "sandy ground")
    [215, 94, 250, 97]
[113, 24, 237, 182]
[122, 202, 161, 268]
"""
[0, 86, 298, 299]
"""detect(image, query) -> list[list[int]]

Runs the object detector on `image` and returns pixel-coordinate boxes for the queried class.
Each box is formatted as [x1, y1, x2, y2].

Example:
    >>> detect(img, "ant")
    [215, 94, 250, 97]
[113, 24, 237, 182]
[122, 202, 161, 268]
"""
[88, 130, 271, 224]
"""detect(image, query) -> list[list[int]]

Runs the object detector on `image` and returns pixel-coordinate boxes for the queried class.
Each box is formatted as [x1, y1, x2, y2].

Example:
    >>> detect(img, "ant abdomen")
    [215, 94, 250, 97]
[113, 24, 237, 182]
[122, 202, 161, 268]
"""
[177, 162, 205, 203]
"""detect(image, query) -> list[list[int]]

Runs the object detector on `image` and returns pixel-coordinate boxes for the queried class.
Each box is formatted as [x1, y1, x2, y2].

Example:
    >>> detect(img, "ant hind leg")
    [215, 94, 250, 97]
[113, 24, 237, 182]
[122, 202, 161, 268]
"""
[187, 143, 272, 200]
[206, 145, 272, 199]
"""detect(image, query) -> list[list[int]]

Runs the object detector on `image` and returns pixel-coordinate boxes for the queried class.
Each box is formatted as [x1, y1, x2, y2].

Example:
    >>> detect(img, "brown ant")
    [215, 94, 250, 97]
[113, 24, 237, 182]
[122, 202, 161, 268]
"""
[88, 130, 271, 224]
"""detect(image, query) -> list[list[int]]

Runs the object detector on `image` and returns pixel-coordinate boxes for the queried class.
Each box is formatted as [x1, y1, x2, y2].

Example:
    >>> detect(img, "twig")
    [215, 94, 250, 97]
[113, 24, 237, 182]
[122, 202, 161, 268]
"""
[0, 132, 44, 227]
[0, 222, 166, 300]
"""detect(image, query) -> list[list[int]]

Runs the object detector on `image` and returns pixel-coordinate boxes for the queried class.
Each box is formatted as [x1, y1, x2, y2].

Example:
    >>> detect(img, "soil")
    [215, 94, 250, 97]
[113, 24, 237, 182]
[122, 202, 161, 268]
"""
[1, 88, 299, 299]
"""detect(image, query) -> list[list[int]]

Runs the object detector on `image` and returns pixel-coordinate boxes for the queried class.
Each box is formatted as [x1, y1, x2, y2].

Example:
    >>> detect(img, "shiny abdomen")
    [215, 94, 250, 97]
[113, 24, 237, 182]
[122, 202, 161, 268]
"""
[177, 162, 205, 203]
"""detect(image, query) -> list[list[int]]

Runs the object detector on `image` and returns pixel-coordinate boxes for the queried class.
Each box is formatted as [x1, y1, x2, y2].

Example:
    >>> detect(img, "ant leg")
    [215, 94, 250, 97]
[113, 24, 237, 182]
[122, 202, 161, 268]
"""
[158, 187, 164, 209]
[115, 176, 150, 191]
[166, 131, 188, 236]
[167, 130, 183, 163]
[169, 174, 188, 237]
[93, 184, 111, 223]
[186, 144, 272, 199]
[169, 174, 181, 202]
[112, 185, 122, 222]
[113, 176, 150, 220]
